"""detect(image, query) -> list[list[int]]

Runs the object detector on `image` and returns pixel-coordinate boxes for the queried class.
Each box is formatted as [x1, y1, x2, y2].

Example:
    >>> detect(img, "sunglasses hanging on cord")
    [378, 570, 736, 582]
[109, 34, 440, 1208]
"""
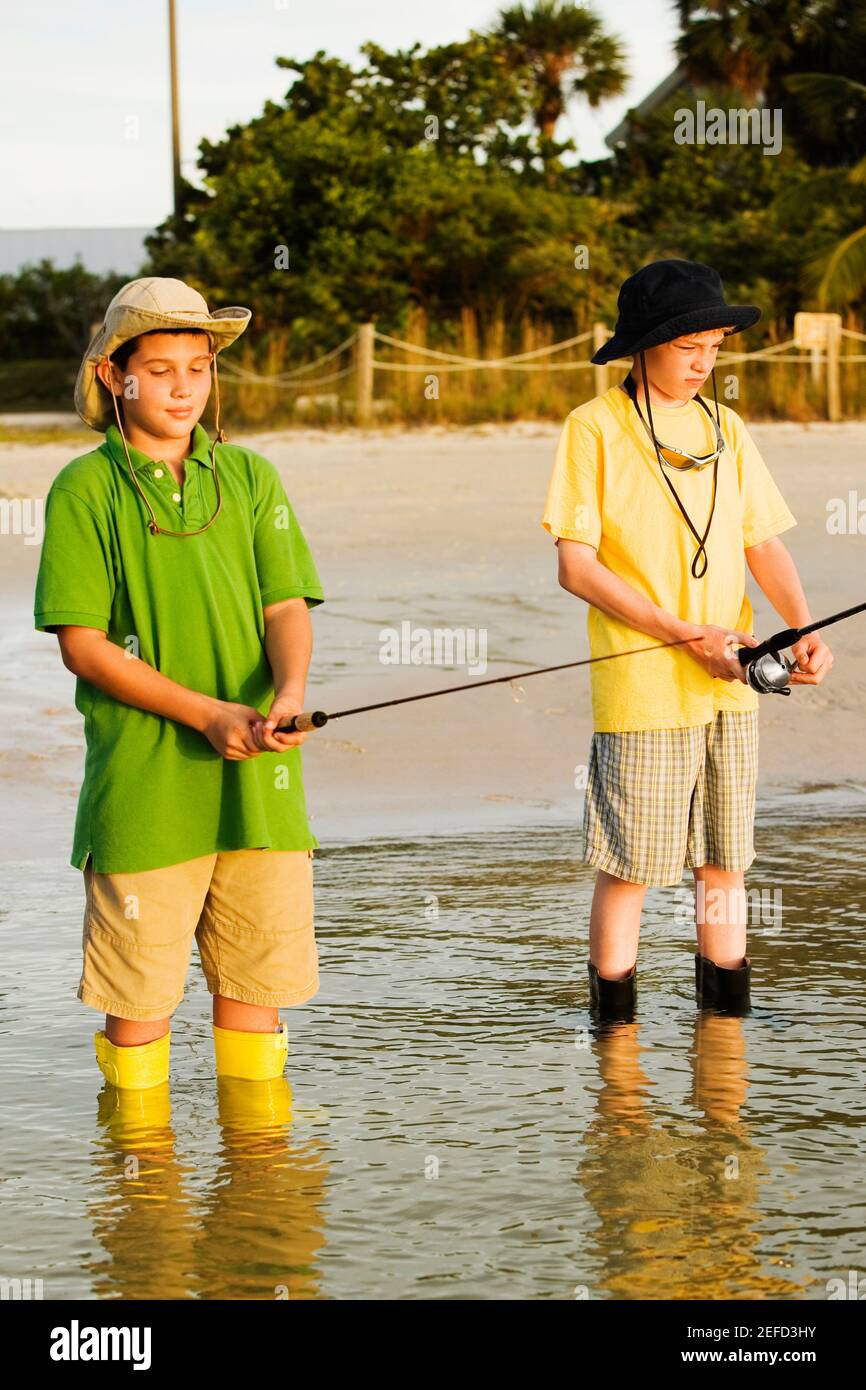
[621, 350, 727, 580]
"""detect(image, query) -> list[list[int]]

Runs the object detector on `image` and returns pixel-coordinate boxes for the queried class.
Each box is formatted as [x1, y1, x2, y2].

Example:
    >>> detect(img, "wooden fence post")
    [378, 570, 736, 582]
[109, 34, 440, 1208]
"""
[356, 322, 374, 426]
[826, 318, 841, 421]
[593, 323, 609, 396]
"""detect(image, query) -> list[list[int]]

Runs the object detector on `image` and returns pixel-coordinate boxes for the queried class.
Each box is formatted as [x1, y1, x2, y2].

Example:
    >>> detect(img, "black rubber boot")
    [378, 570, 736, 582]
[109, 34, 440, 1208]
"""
[694, 953, 751, 1016]
[587, 960, 637, 1024]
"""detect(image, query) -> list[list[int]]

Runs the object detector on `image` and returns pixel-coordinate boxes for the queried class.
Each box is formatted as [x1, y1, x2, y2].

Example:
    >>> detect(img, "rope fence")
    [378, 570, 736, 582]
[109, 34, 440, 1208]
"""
[219, 318, 866, 423]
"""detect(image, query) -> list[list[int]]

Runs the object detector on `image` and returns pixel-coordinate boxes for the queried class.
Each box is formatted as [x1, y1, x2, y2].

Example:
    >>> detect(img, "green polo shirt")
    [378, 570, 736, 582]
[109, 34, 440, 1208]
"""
[34, 422, 325, 873]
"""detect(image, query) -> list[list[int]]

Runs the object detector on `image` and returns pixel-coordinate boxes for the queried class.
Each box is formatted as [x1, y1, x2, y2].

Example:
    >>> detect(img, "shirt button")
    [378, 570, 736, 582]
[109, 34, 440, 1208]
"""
[154, 468, 164, 478]
[172, 491, 181, 502]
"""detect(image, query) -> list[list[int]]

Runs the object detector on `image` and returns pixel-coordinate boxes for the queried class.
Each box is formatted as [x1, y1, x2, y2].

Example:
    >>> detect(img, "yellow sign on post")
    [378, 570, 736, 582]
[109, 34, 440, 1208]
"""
[793, 312, 841, 349]
[794, 312, 842, 420]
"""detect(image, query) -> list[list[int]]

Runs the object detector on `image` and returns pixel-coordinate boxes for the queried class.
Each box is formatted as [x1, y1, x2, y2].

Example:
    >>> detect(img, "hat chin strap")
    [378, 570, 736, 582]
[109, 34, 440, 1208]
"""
[104, 354, 226, 538]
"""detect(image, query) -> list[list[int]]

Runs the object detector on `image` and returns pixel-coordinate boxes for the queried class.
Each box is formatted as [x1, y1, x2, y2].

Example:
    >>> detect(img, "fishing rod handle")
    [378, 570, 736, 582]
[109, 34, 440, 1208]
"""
[277, 710, 330, 733]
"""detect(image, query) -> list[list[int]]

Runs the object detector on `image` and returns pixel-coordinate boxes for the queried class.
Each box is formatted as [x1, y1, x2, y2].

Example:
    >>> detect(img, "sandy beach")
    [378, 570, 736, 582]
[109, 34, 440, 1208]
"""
[2, 418, 865, 858]
[3, 419, 866, 1305]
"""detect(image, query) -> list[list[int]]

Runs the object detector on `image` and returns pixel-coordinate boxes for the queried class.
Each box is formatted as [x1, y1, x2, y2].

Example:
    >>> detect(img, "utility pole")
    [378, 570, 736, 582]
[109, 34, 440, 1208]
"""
[168, 0, 182, 221]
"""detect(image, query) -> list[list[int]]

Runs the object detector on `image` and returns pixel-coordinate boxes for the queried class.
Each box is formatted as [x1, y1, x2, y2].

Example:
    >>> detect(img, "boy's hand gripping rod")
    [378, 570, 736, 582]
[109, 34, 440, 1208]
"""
[276, 600, 866, 732]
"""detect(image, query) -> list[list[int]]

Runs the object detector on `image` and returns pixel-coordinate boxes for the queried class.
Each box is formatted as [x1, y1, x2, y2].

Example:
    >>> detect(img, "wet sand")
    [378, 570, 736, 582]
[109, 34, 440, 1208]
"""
[2, 419, 865, 856]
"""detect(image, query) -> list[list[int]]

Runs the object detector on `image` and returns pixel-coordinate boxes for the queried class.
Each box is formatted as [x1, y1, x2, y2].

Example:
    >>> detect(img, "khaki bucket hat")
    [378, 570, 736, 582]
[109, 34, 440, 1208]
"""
[75, 276, 251, 431]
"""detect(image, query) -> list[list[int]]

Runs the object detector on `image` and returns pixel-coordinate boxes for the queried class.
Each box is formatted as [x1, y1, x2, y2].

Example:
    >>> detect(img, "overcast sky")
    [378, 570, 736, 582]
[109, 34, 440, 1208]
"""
[4, 0, 681, 228]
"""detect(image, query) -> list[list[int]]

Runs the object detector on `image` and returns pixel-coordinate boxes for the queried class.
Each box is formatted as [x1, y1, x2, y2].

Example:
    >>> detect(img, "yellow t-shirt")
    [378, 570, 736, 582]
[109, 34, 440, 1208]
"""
[541, 383, 797, 732]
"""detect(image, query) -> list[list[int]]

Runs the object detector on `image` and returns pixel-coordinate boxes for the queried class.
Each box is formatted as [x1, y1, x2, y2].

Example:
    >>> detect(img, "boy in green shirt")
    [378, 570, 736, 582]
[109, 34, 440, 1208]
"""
[34, 277, 325, 1090]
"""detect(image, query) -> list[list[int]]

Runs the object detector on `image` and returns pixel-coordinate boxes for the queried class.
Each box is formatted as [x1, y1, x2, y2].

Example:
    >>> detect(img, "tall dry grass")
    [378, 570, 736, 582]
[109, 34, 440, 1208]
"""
[212, 312, 866, 430]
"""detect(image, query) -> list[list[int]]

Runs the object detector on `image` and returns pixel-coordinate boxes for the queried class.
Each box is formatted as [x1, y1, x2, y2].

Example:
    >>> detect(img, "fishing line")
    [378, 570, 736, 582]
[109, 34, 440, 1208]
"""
[278, 635, 697, 730]
[276, 600, 866, 732]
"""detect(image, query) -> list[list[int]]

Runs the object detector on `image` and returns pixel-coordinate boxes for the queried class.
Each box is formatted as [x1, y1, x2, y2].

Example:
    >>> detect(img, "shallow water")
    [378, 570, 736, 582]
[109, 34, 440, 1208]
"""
[1, 810, 864, 1301]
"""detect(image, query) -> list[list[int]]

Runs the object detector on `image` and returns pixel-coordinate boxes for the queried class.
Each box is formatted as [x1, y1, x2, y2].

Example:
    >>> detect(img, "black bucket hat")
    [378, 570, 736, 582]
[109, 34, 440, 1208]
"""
[591, 259, 761, 365]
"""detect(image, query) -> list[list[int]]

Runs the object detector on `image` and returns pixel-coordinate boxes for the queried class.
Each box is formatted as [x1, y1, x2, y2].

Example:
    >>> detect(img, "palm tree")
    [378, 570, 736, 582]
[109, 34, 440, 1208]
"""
[672, 3, 866, 306]
[673, 0, 803, 104]
[774, 73, 866, 306]
[489, 0, 628, 145]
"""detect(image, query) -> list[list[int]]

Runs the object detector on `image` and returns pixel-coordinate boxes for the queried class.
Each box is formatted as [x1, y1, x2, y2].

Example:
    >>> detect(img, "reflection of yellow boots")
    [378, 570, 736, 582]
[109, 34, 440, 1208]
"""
[212, 1022, 288, 1080]
[217, 1076, 293, 1130]
[94, 1030, 171, 1090]
[97, 1080, 173, 1132]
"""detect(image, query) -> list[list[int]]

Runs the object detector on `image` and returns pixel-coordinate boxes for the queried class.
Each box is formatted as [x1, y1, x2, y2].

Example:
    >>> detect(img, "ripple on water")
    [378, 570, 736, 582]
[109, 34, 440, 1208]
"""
[0, 814, 864, 1299]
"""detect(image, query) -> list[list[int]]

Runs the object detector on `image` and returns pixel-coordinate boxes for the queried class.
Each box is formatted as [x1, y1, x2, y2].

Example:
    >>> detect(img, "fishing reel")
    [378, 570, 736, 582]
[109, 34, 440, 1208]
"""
[741, 648, 795, 695]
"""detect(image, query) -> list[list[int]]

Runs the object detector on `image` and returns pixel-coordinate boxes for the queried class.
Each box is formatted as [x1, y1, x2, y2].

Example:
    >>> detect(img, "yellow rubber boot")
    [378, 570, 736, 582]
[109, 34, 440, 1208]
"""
[94, 1029, 171, 1090]
[212, 1021, 288, 1080]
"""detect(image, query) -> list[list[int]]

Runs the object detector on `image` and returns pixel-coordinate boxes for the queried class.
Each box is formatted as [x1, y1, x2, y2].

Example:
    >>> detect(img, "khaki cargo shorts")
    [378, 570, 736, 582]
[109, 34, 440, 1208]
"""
[583, 710, 759, 887]
[79, 847, 318, 1022]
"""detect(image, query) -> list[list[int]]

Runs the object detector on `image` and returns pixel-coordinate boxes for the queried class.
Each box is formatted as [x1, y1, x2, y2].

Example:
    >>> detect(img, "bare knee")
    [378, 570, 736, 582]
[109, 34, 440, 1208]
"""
[693, 864, 744, 887]
[596, 867, 648, 892]
[692, 866, 746, 912]
[212, 994, 279, 1031]
[105, 1013, 171, 1045]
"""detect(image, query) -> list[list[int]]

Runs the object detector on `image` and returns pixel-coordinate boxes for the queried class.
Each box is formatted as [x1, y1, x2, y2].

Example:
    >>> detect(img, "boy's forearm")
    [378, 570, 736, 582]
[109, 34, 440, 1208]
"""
[67, 637, 217, 733]
[560, 560, 696, 644]
[264, 602, 313, 697]
[745, 538, 812, 628]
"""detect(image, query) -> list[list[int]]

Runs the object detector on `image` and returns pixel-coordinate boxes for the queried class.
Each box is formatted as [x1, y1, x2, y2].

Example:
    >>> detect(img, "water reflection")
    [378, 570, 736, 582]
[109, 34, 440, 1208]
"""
[2, 810, 864, 1299]
[87, 1078, 328, 1300]
[580, 1013, 806, 1299]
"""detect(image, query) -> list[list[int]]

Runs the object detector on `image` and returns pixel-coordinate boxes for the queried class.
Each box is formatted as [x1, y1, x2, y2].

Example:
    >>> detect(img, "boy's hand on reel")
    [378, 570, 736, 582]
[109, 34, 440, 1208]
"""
[787, 633, 834, 685]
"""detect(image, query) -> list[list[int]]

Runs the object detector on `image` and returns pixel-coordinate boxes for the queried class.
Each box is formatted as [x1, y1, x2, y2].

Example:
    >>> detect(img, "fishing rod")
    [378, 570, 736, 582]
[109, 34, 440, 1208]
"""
[737, 598, 866, 694]
[276, 600, 866, 732]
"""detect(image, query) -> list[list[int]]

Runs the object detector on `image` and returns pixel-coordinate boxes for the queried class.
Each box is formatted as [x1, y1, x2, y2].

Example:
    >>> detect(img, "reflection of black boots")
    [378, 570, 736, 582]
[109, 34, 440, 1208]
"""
[587, 960, 637, 1024]
[695, 954, 751, 1016]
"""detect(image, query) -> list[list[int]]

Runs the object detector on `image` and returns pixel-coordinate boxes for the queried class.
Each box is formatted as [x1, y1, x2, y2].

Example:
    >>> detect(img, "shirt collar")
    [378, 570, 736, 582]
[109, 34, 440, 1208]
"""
[104, 421, 215, 473]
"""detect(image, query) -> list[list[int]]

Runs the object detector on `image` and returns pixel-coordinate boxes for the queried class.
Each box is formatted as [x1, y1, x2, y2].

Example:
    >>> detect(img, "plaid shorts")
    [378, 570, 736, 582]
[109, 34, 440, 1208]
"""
[582, 710, 759, 887]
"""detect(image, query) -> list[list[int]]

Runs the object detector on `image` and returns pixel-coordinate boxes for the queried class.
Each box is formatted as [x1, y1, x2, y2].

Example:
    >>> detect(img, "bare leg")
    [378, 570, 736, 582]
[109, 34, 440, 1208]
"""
[693, 865, 747, 967]
[589, 868, 648, 978]
[212, 995, 279, 1032]
[105, 1014, 170, 1045]
[104, 998, 279, 1044]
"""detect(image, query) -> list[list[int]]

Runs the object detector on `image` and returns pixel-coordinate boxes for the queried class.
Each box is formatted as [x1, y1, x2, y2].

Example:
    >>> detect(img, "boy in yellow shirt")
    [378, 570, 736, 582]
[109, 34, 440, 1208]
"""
[542, 259, 833, 1022]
